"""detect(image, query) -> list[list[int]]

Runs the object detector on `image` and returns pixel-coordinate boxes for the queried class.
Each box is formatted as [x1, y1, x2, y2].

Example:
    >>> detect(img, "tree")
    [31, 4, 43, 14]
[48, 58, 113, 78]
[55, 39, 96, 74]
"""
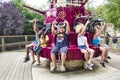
[104, 0, 120, 29]
[0, 1, 24, 35]
[13, 0, 44, 35]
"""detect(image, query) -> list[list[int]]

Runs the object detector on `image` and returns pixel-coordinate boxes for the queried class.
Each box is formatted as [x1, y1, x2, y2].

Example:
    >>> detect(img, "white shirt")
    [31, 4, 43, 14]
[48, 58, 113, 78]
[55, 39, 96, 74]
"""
[77, 35, 87, 46]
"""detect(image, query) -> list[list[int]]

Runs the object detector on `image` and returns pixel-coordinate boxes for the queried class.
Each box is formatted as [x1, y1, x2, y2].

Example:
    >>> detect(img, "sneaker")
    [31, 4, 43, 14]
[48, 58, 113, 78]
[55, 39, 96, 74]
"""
[23, 57, 29, 62]
[60, 66, 66, 72]
[87, 64, 93, 70]
[50, 67, 56, 72]
[89, 63, 94, 67]
[107, 56, 111, 59]
[100, 62, 106, 67]
[36, 61, 40, 65]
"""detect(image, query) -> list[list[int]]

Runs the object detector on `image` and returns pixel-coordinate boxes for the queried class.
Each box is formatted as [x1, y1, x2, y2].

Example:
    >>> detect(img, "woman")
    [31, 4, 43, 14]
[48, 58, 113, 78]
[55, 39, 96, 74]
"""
[93, 22, 109, 67]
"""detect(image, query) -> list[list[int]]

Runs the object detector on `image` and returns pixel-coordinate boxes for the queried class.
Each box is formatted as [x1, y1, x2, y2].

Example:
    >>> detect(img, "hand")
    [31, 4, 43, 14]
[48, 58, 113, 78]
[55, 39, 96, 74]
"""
[53, 20, 57, 25]
[86, 20, 90, 25]
[64, 20, 68, 24]
[87, 48, 90, 52]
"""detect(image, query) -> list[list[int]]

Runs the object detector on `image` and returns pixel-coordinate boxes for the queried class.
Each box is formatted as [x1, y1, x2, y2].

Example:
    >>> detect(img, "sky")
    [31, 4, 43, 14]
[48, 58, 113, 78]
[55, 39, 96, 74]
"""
[23, 0, 48, 8]
[1, 0, 104, 8]
[24, 0, 104, 8]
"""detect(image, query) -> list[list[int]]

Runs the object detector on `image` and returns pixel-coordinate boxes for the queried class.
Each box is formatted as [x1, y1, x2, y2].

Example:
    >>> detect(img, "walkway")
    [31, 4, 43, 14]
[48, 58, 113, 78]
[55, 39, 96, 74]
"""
[0, 50, 120, 80]
[0, 51, 32, 80]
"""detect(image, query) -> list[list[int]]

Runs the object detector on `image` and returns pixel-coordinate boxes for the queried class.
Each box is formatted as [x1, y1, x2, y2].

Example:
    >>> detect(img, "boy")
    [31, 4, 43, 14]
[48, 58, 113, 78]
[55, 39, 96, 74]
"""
[50, 20, 70, 72]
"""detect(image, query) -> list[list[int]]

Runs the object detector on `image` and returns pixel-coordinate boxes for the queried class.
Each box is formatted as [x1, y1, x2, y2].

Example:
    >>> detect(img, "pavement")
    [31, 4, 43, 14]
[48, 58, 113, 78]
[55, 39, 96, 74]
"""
[32, 51, 120, 80]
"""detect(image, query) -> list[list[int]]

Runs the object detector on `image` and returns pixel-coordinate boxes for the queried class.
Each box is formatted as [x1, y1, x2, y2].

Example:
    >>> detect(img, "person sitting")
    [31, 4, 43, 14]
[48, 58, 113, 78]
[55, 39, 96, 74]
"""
[92, 22, 109, 67]
[50, 20, 70, 72]
[31, 32, 49, 65]
[75, 20, 94, 70]
[23, 19, 42, 62]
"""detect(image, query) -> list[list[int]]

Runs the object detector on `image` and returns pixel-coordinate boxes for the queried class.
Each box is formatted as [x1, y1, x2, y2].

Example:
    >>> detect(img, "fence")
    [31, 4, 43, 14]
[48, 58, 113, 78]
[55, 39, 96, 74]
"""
[0, 35, 35, 52]
[0, 35, 120, 52]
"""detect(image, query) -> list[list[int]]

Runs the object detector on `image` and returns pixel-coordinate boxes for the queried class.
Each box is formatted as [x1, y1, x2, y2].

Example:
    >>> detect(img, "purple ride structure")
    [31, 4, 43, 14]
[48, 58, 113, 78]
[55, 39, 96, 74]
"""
[24, 0, 101, 71]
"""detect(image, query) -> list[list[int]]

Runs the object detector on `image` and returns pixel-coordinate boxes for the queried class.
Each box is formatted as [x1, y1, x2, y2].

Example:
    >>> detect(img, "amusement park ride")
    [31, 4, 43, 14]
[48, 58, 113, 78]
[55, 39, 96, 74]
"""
[24, 0, 102, 71]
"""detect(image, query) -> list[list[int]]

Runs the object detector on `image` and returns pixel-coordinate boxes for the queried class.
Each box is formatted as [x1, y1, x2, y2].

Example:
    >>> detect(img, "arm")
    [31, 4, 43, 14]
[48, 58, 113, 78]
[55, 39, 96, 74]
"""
[33, 19, 38, 33]
[85, 37, 90, 52]
[93, 25, 105, 39]
[64, 20, 70, 35]
[51, 21, 57, 35]
[78, 20, 90, 36]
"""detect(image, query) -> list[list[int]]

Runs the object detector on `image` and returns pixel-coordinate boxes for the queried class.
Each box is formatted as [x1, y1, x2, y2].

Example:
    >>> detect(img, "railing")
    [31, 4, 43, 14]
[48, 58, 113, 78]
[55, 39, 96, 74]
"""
[0, 35, 35, 52]
[0, 35, 120, 52]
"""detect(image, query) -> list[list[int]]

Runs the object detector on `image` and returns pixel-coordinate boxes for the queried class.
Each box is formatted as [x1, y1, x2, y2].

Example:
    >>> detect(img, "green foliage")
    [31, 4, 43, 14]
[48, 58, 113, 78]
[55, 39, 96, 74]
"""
[87, 0, 120, 29]
[94, 0, 120, 29]
[104, 0, 120, 29]
[12, 0, 44, 35]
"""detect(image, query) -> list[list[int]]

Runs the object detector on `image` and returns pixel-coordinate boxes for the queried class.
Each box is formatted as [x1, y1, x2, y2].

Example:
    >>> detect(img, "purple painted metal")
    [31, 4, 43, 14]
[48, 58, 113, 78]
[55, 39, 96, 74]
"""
[23, 0, 101, 60]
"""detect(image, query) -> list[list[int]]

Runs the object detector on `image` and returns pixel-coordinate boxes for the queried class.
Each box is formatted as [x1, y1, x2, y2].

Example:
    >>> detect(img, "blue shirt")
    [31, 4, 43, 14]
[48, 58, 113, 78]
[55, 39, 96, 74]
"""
[93, 37, 101, 45]
[56, 32, 69, 47]
[35, 34, 39, 44]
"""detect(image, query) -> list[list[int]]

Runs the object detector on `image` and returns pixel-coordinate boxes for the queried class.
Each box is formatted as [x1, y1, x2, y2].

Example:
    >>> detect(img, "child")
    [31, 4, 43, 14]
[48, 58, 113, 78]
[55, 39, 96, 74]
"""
[23, 19, 41, 62]
[93, 22, 109, 67]
[75, 20, 94, 70]
[31, 33, 49, 65]
[50, 20, 70, 72]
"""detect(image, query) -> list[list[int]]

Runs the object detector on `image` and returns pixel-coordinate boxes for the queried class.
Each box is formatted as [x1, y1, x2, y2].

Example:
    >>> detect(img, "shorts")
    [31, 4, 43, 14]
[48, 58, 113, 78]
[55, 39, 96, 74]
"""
[78, 45, 87, 50]
[30, 44, 42, 54]
[28, 42, 36, 48]
[51, 46, 68, 54]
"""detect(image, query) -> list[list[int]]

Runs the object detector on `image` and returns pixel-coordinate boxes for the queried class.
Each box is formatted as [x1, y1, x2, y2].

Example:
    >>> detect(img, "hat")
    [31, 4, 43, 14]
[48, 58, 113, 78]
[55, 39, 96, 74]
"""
[75, 23, 84, 33]
[58, 22, 66, 28]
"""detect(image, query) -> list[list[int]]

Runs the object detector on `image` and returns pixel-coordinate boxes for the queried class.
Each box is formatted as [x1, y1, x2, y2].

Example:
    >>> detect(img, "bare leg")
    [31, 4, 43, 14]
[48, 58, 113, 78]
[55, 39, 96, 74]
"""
[104, 46, 109, 59]
[88, 49, 94, 64]
[23, 45, 31, 62]
[36, 54, 40, 64]
[100, 46, 106, 62]
[31, 52, 36, 64]
[61, 53, 66, 67]
[51, 53, 56, 68]
[25, 45, 30, 58]
[81, 49, 89, 63]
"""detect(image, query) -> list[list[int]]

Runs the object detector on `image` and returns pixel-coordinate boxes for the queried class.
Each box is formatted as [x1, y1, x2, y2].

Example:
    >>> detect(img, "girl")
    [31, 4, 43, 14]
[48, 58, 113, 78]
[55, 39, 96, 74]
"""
[93, 22, 109, 67]
[76, 20, 94, 70]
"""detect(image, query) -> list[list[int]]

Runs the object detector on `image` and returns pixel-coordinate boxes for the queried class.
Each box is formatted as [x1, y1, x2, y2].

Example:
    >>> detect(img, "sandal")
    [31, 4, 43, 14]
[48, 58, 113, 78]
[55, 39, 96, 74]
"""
[60, 66, 66, 72]
[36, 60, 41, 65]
[31, 60, 36, 65]
[100, 62, 106, 67]
[50, 67, 56, 72]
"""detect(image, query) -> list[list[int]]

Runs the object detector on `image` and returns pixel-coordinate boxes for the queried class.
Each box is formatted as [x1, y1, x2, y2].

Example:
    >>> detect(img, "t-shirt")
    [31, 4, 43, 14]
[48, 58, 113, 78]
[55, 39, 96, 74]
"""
[56, 32, 69, 47]
[112, 37, 118, 43]
[40, 35, 49, 47]
[77, 35, 87, 46]
[93, 37, 101, 45]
